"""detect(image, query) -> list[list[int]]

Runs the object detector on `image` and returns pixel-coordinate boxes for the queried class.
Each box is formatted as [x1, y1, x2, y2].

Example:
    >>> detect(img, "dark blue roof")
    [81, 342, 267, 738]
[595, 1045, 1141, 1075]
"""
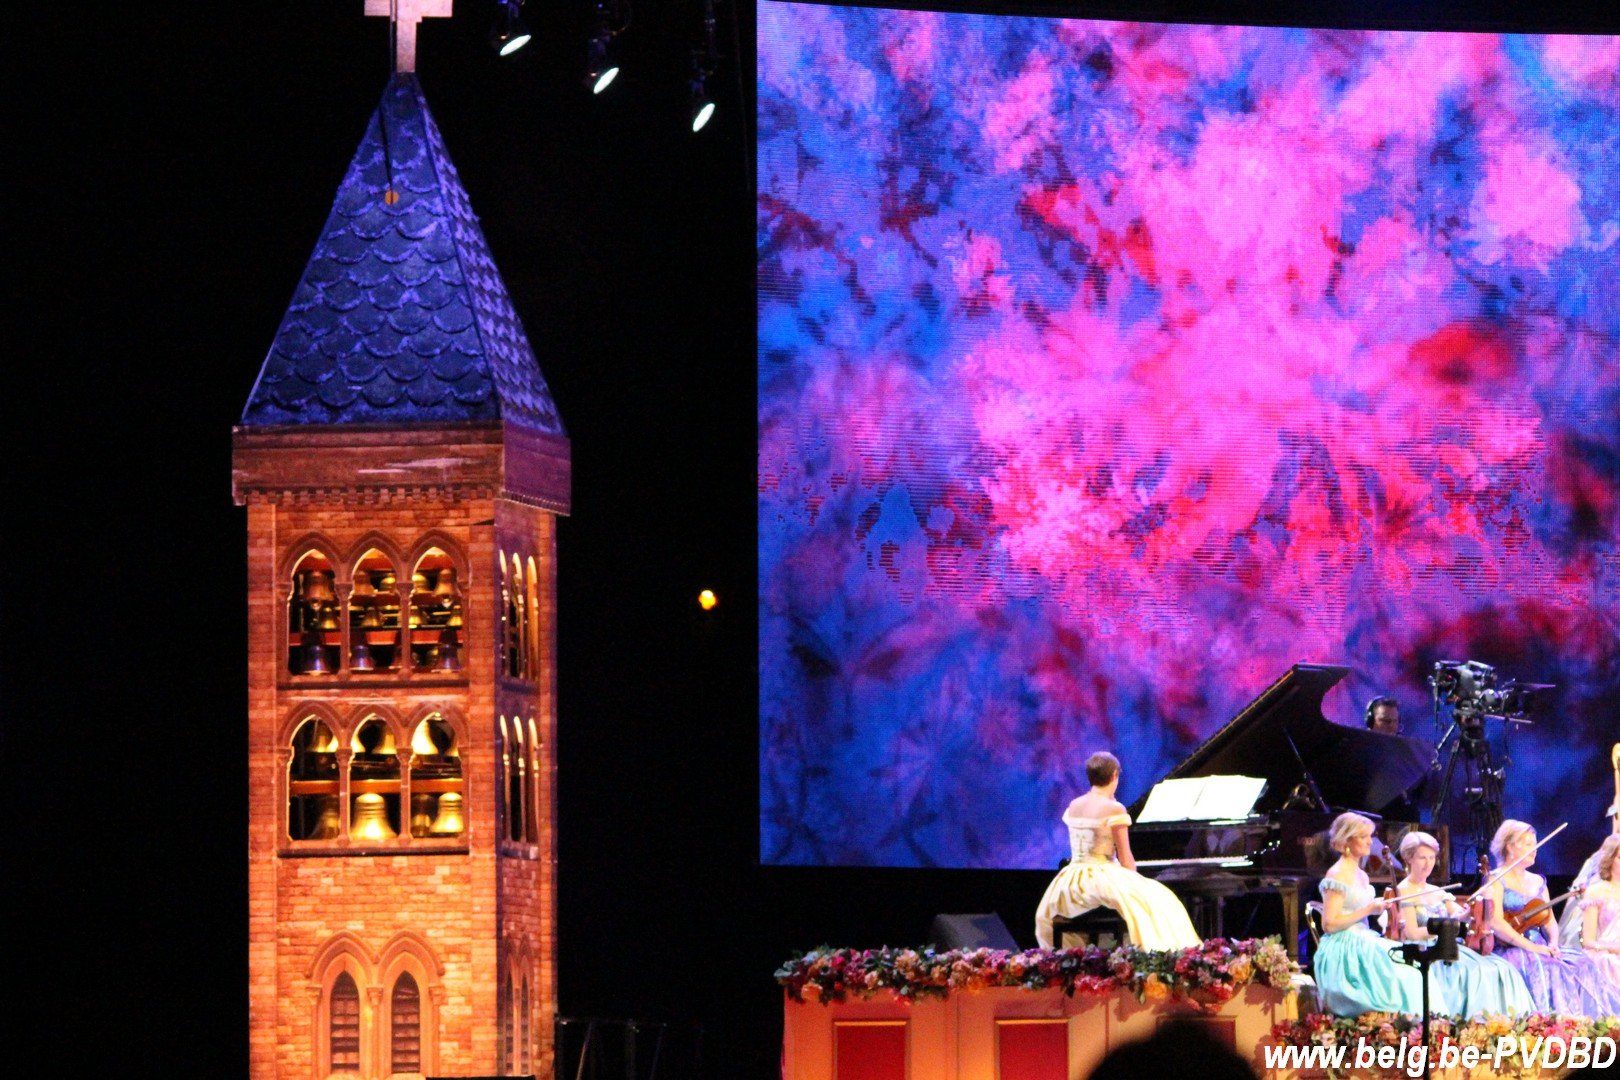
[242, 75, 564, 434]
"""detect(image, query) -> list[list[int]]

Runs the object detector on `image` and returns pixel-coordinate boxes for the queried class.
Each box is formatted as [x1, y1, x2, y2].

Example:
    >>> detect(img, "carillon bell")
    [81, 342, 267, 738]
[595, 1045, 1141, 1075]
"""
[350, 641, 375, 671]
[351, 573, 376, 599]
[317, 604, 340, 631]
[302, 632, 334, 674]
[311, 796, 342, 840]
[410, 793, 435, 837]
[429, 792, 465, 836]
[433, 567, 458, 601]
[435, 629, 461, 672]
[303, 569, 337, 604]
[351, 793, 397, 842]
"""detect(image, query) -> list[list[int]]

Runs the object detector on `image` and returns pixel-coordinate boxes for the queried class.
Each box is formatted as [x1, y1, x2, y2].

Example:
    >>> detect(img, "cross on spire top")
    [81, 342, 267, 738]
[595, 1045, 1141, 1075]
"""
[364, 0, 453, 73]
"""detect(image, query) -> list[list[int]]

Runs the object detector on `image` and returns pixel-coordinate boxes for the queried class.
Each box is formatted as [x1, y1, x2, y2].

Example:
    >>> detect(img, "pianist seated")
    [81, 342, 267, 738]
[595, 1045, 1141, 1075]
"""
[1035, 751, 1202, 952]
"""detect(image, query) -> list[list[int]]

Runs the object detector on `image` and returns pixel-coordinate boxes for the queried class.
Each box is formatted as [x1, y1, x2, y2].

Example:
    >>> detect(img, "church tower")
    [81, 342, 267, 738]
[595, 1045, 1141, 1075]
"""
[233, 60, 568, 1079]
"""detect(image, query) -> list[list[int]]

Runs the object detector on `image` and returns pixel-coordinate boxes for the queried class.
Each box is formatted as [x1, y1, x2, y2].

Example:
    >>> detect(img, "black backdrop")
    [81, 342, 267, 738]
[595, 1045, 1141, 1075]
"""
[9, 1, 1613, 1075]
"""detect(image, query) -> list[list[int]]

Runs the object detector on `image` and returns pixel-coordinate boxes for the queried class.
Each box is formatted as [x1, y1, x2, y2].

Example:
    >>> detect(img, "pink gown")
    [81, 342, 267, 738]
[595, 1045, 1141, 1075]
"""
[1580, 884, 1620, 991]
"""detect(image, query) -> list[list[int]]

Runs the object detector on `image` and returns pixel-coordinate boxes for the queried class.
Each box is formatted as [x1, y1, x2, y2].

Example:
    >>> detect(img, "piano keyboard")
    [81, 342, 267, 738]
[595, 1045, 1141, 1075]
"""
[1135, 856, 1255, 869]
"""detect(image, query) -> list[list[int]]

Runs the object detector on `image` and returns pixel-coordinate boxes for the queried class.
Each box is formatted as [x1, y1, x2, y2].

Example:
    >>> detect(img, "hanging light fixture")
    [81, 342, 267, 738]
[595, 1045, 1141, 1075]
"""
[491, 0, 532, 57]
[690, 0, 718, 132]
[586, 0, 629, 95]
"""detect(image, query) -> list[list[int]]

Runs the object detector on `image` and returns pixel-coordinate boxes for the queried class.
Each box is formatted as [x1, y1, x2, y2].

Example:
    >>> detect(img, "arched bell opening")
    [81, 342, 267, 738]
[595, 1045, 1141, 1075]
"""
[349, 549, 401, 673]
[409, 549, 462, 673]
[288, 717, 341, 841]
[350, 717, 401, 841]
[408, 714, 464, 839]
[288, 551, 340, 676]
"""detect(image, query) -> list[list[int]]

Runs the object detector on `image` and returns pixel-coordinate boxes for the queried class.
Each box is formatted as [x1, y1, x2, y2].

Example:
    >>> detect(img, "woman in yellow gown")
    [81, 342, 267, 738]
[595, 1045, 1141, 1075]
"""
[1035, 752, 1202, 951]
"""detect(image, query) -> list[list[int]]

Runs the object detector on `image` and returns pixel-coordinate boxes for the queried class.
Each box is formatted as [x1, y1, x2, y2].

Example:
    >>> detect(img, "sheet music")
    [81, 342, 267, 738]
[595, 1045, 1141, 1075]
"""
[1138, 775, 1267, 823]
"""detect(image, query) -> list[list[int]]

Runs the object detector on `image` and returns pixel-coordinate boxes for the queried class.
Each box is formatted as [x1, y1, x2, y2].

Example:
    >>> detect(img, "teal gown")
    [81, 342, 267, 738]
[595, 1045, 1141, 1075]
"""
[1401, 895, 1534, 1017]
[1314, 877, 1425, 1016]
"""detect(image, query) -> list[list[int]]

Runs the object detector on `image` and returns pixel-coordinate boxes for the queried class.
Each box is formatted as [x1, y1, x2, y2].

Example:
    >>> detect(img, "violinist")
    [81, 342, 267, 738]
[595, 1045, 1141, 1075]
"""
[1486, 820, 1617, 1015]
[1312, 812, 1424, 1016]
[1577, 836, 1620, 992]
[1394, 831, 1531, 1017]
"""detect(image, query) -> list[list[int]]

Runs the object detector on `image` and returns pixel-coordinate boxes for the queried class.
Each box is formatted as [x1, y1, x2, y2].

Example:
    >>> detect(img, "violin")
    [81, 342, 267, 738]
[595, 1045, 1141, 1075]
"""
[1383, 886, 1403, 941]
[1466, 855, 1495, 955]
[1506, 885, 1584, 938]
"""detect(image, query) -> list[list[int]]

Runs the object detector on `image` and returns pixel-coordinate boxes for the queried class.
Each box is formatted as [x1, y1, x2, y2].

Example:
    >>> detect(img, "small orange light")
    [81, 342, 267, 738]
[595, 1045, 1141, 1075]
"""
[698, 589, 718, 611]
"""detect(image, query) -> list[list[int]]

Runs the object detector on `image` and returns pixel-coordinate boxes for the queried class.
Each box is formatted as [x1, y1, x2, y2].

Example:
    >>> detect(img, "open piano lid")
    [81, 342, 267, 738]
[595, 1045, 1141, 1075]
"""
[1129, 664, 1432, 818]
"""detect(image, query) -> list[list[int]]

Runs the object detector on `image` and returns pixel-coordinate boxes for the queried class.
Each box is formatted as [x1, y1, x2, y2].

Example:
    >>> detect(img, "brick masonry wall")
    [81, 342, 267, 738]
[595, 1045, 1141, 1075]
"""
[247, 492, 559, 1079]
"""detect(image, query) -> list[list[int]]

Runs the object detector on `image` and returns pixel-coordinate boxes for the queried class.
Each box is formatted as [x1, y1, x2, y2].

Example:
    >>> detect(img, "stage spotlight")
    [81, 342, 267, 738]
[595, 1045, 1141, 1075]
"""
[587, 0, 629, 94]
[690, 83, 715, 132]
[689, 0, 718, 132]
[491, 0, 531, 57]
[588, 40, 619, 94]
[698, 589, 718, 611]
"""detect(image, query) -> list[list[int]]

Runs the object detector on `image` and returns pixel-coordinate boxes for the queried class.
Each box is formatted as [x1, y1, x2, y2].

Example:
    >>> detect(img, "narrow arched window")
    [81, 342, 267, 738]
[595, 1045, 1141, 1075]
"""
[507, 720, 527, 844]
[502, 553, 522, 679]
[350, 549, 400, 673]
[350, 717, 400, 842]
[391, 973, 421, 1075]
[289, 551, 339, 675]
[330, 972, 361, 1074]
[525, 718, 541, 845]
[514, 557, 530, 681]
[526, 555, 542, 680]
[288, 717, 340, 841]
[408, 714, 463, 838]
[502, 973, 516, 1075]
[410, 549, 462, 672]
[518, 973, 531, 1074]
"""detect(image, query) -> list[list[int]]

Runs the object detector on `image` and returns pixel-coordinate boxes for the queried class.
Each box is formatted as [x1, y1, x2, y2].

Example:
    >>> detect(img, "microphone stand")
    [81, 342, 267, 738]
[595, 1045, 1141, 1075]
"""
[1390, 918, 1463, 1080]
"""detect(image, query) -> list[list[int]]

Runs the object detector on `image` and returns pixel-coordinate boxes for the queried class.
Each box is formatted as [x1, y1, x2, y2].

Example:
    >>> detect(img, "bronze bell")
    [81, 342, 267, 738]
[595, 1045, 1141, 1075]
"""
[357, 599, 383, 629]
[379, 571, 398, 593]
[302, 631, 334, 675]
[303, 569, 336, 604]
[433, 567, 458, 601]
[310, 796, 342, 840]
[317, 603, 340, 631]
[435, 628, 461, 672]
[410, 793, 435, 837]
[352, 573, 376, 599]
[429, 791, 465, 836]
[350, 640, 375, 672]
[351, 793, 397, 842]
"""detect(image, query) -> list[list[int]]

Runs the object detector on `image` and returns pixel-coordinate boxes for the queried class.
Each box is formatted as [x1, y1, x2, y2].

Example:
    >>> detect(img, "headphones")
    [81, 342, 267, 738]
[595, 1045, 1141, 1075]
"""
[1365, 696, 1397, 729]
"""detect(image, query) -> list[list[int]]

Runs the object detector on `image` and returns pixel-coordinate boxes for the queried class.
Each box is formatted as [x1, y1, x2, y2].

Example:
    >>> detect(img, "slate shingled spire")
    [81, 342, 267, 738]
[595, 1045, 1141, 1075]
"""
[243, 75, 564, 434]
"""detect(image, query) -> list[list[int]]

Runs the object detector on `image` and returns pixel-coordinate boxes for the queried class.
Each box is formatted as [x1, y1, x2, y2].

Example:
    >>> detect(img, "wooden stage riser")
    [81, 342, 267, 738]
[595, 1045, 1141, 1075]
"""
[784, 986, 1292, 1080]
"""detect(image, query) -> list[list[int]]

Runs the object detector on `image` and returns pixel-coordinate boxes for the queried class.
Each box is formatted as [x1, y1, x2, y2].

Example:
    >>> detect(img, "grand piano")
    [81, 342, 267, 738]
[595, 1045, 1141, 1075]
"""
[1127, 664, 1434, 952]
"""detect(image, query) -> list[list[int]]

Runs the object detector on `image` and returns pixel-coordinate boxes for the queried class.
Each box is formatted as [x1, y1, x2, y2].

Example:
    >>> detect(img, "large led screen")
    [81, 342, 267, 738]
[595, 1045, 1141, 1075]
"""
[758, 2, 1620, 869]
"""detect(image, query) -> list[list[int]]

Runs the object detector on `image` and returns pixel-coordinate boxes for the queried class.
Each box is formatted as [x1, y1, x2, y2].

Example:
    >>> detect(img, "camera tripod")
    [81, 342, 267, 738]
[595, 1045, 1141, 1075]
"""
[1429, 713, 1506, 879]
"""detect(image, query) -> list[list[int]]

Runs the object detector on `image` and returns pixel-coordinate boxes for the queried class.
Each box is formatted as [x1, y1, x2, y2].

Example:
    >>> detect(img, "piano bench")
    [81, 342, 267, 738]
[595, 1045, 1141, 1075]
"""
[1051, 908, 1130, 950]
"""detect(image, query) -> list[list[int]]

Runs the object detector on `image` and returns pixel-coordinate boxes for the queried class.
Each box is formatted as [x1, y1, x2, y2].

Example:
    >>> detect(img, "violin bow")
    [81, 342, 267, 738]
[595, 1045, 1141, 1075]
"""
[1466, 821, 1568, 903]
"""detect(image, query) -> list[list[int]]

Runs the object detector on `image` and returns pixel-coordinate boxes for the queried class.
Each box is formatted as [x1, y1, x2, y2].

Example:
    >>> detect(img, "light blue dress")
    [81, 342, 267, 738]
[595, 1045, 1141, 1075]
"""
[1314, 877, 1425, 1016]
[1401, 895, 1534, 1017]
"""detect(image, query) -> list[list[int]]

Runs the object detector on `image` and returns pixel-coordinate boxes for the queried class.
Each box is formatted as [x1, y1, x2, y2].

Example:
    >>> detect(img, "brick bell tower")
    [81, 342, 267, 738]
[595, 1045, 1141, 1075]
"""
[233, 54, 569, 1080]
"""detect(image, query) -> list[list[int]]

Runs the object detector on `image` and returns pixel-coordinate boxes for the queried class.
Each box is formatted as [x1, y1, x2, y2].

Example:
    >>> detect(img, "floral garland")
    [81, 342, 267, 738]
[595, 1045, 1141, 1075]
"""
[775, 937, 1297, 1010]
[1270, 1012, 1620, 1080]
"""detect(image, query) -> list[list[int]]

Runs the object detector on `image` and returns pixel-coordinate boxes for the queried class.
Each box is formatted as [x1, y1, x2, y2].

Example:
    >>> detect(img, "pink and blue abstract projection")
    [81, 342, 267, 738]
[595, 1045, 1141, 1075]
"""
[757, 2, 1620, 869]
